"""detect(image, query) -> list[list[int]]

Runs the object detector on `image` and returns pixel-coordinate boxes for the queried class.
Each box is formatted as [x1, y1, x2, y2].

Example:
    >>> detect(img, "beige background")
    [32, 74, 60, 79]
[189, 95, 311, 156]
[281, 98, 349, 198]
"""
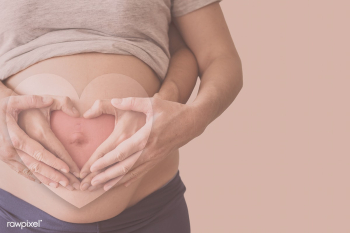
[180, 0, 350, 232]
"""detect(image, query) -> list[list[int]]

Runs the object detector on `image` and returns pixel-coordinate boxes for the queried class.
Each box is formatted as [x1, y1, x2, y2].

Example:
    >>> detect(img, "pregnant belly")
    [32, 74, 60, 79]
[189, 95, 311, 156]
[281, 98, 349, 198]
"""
[51, 111, 115, 170]
[0, 53, 180, 223]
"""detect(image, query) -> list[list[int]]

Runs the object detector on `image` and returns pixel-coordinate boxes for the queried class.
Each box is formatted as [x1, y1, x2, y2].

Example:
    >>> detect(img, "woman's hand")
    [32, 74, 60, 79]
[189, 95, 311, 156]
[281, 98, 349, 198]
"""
[79, 99, 148, 191]
[80, 95, 204, 191]
[18, 95, 82, 190]
[0, 95, 81, 190]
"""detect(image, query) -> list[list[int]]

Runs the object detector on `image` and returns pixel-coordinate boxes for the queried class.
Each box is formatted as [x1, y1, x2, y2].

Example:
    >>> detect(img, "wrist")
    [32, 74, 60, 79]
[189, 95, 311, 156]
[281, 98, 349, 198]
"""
[189, 86, 223, 134]
[154, 80, 181, 103]
[188, 102, 211, 138]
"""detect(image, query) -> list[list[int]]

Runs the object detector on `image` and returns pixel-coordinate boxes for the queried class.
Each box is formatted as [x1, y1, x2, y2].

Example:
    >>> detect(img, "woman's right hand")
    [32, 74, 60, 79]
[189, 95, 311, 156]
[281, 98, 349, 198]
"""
[0, 94, 81, 190]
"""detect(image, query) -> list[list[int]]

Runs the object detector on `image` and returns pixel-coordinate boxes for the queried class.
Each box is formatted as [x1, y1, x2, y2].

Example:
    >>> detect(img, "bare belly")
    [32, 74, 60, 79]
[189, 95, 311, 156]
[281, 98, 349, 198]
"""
[0, 53, 180, 223]
[50, 111, 116, 170]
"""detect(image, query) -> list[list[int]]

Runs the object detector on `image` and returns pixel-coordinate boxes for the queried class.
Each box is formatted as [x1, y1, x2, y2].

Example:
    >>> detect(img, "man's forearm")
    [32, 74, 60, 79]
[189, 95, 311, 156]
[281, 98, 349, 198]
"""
[190, 54, 243, 133]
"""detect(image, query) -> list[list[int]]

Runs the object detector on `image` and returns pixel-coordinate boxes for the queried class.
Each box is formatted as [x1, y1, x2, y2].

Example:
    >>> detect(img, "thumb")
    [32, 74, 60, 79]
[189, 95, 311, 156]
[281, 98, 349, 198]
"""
[111, 97, 153, 115]
[7, 95, 53, 112]
[83, 99, 118, 118]
[47, 96, 79, 117]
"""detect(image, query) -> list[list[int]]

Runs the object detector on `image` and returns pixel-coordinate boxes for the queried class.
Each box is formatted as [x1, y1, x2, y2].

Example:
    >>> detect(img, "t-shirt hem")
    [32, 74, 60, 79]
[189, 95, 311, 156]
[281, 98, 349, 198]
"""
[0, 40, 168, 82]
[172, 0, 222, 18]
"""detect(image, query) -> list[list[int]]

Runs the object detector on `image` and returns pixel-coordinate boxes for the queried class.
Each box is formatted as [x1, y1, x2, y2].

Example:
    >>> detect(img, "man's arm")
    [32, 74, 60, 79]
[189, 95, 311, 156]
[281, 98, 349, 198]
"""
[174, 3, 243, 130]
[79, 4, 243, 188]
[155, 23, 198, 104]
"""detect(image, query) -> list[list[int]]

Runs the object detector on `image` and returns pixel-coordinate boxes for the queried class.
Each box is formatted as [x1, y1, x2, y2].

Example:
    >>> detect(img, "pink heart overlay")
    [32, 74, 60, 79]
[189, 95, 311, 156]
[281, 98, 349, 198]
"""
[13, 73, 150, 208]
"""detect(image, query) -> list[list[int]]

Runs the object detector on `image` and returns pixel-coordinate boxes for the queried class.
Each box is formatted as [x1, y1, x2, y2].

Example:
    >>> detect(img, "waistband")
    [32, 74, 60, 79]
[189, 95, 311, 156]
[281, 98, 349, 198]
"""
[0, 170, 185, 233]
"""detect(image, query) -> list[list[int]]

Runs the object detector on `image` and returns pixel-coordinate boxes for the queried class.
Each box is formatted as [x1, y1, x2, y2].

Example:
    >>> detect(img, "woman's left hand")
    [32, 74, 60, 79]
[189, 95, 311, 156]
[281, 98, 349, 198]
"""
[80, 94, 204, 191]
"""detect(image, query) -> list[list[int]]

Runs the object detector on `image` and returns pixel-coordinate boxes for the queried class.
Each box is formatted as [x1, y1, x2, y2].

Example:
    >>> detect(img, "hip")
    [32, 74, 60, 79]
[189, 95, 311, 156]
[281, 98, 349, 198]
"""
[0, 170, 190, 233]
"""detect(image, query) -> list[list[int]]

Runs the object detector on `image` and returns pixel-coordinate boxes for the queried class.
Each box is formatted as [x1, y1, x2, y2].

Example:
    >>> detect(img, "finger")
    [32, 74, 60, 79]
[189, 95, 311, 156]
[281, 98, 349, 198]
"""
[79, 99, 119, 178]
[91, 150, 142, 186]
[17, 150, 70, 187]
[47, 96, 80, 118]
[79, 131, 118, 179]
[83, 99, 118, 118]
[103, 176, 123, 191]
[90, 121, 151, 172]
[80, 171, 101, 191]
[87, 183, 104, 192]
[37, 129, 80, 177]
[104, 161, 152, 191]
[6, 159, 40, 183]
[33, 171, 77, 191]
[38, 170, 81, 190]
[63, 172, 81, 190]
[6, 95, 53, 113]
[32, 172, 59, 188]
[7, 118, 70, 173]
[123, 165, 153, 188]
[111, 98, 153, 118]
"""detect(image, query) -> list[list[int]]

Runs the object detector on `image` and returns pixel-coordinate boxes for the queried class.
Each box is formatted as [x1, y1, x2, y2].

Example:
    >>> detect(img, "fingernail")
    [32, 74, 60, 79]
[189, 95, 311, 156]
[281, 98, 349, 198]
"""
[42, 96, 53, 103]
[83, 110, 91, 118]
[90, 165, 97, 173]
[65, 185, 74, 191]
[73, 172, 80, 178]
[72, 107, 78, 115]
[59, 181, 67, 187]
[111, 98, 122, 105]
[49, 182, 57, 188]
[92, 179, 100, 186]
[81, 183, 89, 191]
[61, 168, 69, 173]
[73, 183, 80, 190]
[80, 172, 88, 179]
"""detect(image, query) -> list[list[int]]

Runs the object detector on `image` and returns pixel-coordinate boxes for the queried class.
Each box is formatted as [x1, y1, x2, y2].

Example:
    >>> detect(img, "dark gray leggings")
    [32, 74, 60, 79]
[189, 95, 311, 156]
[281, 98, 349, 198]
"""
[0, 170, 190, 233]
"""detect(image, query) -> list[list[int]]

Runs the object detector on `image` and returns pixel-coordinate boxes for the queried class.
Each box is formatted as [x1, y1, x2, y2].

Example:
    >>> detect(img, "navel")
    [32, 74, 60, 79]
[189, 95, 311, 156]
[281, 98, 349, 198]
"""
[69, 132, 88, 145]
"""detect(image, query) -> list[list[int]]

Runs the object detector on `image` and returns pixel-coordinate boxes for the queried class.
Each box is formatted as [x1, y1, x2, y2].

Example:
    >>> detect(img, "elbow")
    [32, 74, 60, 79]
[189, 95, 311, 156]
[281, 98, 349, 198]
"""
[228, 50, 243, 93]
[233, 58, 244, 103]
[236, 56, 244, 92]
[226, 53, 243, 102]
[223, 52, 245, 92]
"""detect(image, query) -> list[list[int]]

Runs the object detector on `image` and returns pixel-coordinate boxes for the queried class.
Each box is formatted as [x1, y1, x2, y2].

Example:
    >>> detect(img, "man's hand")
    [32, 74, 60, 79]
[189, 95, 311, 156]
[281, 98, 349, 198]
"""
[81, 95, 203, 191]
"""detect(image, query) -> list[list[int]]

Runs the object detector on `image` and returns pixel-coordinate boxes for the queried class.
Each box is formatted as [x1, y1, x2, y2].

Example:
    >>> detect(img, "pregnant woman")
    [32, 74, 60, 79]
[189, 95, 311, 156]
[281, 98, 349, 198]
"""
[0, 1, 243, 233]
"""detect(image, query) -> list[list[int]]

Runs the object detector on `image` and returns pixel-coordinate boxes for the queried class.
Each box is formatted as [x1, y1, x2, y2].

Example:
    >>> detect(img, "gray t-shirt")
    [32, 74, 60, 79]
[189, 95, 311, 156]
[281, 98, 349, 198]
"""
[0, 0, 221, 81]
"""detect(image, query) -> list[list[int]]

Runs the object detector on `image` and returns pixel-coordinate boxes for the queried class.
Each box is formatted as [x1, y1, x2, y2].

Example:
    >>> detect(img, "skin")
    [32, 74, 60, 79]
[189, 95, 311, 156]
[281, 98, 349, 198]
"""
[0, 93, 81, 190]
[50, 111, 115, 170]
[0, 3, 242, 221]
[78, 24, 199, 191]
[0, 72, 167, 216]
[80, 3, 243, 190]
[0, 23, 198, 192]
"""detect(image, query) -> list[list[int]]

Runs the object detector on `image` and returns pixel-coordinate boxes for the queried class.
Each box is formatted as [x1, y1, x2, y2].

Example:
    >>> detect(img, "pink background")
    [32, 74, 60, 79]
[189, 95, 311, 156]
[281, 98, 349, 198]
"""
[180, 0, 350, 232]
